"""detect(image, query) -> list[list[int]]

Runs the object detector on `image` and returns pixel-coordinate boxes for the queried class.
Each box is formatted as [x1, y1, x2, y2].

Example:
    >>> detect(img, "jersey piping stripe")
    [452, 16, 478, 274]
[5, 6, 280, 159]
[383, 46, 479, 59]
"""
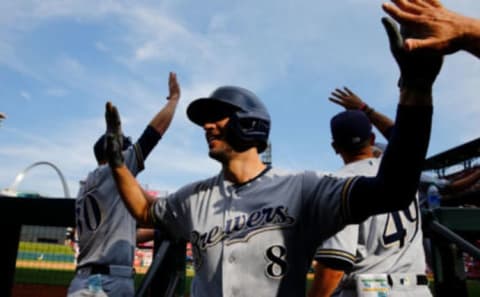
[133, 143, 145, 172]
[314, 249, 356, 263]
[341, 177, 357, 221]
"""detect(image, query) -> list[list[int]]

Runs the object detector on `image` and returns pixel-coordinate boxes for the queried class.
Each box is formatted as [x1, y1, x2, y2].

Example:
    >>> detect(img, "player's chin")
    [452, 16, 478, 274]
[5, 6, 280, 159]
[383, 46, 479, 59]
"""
[208, 148, 229, 163]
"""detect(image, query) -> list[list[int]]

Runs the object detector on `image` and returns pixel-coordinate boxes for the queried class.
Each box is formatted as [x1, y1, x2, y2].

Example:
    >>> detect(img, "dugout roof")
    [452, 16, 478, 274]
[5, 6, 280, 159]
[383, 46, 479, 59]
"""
[424, 137, 480, 171]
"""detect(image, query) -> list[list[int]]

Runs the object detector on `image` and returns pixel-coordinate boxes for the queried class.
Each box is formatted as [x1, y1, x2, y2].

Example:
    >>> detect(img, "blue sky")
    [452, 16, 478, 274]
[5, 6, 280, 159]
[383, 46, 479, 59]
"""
[0, 0, 479, 198]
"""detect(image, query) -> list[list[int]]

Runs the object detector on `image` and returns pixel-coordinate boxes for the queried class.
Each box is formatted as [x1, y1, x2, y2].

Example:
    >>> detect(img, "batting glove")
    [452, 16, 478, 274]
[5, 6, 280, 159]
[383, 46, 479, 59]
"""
[105, 102, 125, 168]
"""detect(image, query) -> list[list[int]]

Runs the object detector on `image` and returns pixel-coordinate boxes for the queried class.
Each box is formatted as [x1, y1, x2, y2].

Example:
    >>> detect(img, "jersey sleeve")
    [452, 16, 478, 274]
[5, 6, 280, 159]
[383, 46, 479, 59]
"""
[302, 171, 358, 244]
[123, 143, 145, 176]
[314, 224, 358, 271]
[150, 184, 195, 241]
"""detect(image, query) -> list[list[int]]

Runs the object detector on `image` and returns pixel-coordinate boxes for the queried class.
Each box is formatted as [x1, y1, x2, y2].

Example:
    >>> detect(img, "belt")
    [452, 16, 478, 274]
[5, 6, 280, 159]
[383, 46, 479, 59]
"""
[76, 264, 135, 278]
[387, 274, 429, 287]
[343, 273, 429, 289]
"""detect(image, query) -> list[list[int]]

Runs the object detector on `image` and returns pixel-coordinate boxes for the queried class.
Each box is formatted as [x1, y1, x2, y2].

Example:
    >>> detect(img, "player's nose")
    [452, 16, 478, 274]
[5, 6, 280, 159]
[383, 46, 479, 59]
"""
[203, 121, 216, 130]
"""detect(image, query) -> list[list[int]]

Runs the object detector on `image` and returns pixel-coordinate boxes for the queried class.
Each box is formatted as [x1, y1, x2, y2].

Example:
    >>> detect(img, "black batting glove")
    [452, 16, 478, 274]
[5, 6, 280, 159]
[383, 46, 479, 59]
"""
[105, 102, 125, 168]
[382, 17, 443, 91]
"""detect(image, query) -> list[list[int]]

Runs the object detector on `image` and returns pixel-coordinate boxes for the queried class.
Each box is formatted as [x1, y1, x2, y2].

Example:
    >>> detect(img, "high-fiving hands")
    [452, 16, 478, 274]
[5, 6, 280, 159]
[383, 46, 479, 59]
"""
[382, 0, 479, 56]
[105, 102, 125, 168]
[382, 17, 443, 91]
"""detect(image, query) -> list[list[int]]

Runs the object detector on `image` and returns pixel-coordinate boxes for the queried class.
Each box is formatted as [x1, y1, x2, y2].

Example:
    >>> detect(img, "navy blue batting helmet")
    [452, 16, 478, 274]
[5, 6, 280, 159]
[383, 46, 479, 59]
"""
[93, 134, 132, 164]
[187, 86, 271, 153]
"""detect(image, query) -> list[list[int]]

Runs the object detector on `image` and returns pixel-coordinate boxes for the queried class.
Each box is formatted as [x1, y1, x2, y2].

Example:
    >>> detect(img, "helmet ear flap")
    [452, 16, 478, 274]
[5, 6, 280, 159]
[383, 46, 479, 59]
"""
[226, 111, 270, 153]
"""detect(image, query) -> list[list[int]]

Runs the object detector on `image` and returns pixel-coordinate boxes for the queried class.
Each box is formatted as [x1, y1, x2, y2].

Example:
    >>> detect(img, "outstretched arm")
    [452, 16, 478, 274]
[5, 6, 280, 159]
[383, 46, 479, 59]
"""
[347, 17, 442, 222]
[329, 87, 394, 139]
[105, 102, 155, 226]
[137, 72, 181, 160]
[382, 0, 480, 58]
[446, 168, 480, 193]
[149, 72, 180, 135]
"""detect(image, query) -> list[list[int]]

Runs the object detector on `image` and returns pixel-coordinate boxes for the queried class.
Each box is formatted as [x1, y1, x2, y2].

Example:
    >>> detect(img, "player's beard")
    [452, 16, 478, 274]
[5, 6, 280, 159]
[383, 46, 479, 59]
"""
[208, 142, 234, 163]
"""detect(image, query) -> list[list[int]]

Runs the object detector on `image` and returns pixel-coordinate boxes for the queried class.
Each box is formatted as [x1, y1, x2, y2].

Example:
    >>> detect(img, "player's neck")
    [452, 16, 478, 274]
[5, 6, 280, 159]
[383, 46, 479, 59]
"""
[342, 148, 375, 165]
[222, 149, 267, 184]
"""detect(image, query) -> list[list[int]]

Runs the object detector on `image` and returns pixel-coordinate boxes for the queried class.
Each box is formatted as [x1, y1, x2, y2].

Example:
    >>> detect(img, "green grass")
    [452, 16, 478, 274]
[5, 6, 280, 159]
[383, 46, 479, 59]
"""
[15, 268, 76, 286]
[18, 241, 75, 255]
[14, 242, 480, 296]
[15, 267, 147, 286]
[13, 267, 480, 296]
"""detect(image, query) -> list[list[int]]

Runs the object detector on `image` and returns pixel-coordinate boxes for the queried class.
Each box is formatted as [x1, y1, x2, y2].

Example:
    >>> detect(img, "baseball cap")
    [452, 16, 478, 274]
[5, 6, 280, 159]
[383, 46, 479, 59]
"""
[330, 110, 372, 150]
[93, 134, 132, 163]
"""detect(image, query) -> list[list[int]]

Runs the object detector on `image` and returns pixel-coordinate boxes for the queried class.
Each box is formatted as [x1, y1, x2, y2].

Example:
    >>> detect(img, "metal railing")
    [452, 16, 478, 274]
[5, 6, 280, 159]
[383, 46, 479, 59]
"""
[423, 207, 480, 297]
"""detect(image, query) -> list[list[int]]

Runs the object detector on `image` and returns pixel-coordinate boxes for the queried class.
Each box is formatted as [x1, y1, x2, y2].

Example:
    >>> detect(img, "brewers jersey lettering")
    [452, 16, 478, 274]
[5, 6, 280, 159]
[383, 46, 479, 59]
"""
[314, 158, 432, 297]
[151, 167, 357, 297]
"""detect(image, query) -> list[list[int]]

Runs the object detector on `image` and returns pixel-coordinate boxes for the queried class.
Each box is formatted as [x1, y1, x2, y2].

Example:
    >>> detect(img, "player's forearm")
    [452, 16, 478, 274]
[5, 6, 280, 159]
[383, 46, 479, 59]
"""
[367, 109, 394, 140]
[349, 103, 432, 221]
[149, 98, 179, 135]
[462, 17, 480, 58]
[398, 88, 432, 106]
[111, 165, 153, 226]
[136, 228, 155, 244]
[448, 169, 480, 191]
[308, 261, 344, 297]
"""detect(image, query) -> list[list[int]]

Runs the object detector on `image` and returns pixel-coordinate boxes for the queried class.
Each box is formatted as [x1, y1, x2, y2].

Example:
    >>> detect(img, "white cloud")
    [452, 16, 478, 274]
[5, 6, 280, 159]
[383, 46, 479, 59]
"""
[46, 87, 68, 97]
[20, 90, 31, 101]
[95, 41, 109, 52]
[0, 0, 479, 196]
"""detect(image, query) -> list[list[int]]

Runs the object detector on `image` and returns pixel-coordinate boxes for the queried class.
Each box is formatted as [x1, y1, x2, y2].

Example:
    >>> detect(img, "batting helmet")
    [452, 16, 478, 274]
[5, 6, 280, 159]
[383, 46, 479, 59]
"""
[93, 134, 132, 164]
[187, 86, 271, 153]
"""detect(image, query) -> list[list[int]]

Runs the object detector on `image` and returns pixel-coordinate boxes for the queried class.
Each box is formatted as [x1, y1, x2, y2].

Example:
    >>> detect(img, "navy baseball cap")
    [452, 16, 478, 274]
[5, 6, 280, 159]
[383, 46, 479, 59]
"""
[330, 110, 372, 150]
[93, 134, 132, 163]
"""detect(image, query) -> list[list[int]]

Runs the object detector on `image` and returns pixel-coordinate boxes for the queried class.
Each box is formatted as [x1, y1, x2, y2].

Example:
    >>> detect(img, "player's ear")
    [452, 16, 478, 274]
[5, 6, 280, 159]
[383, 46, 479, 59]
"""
[369, 133, 375, 146]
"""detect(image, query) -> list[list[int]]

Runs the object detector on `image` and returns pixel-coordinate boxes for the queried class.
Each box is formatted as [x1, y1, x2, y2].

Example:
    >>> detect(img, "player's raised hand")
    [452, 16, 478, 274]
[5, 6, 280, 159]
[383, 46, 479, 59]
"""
[382, 17, 443, 91]
[167, 72, 180, 102]
[329, 87, 365, 110]
[105, 102, 125, 168]
[382, 0, 475, 55]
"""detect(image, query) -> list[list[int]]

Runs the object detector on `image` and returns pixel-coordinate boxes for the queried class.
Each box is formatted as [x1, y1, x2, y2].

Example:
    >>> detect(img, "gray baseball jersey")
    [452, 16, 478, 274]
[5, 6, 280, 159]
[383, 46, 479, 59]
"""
[75, 144, 144, 268]
[151, 167, 357, 297]
[314, 158, 431, 297]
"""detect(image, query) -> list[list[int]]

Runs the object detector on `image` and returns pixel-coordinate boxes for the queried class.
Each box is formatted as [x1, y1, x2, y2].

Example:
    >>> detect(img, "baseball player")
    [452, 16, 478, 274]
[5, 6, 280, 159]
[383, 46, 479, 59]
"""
[308, 110, 432, 297]
[327, 86, 480, 207]
[105, 17, 442, 297]
[67, 72, 180, 297]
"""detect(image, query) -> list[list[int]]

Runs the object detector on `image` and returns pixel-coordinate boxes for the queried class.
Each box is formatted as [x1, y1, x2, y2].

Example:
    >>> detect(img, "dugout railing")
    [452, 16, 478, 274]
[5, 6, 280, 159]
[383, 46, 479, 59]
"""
[422, 136, 480, 297]
[423, 206, 480, 297]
